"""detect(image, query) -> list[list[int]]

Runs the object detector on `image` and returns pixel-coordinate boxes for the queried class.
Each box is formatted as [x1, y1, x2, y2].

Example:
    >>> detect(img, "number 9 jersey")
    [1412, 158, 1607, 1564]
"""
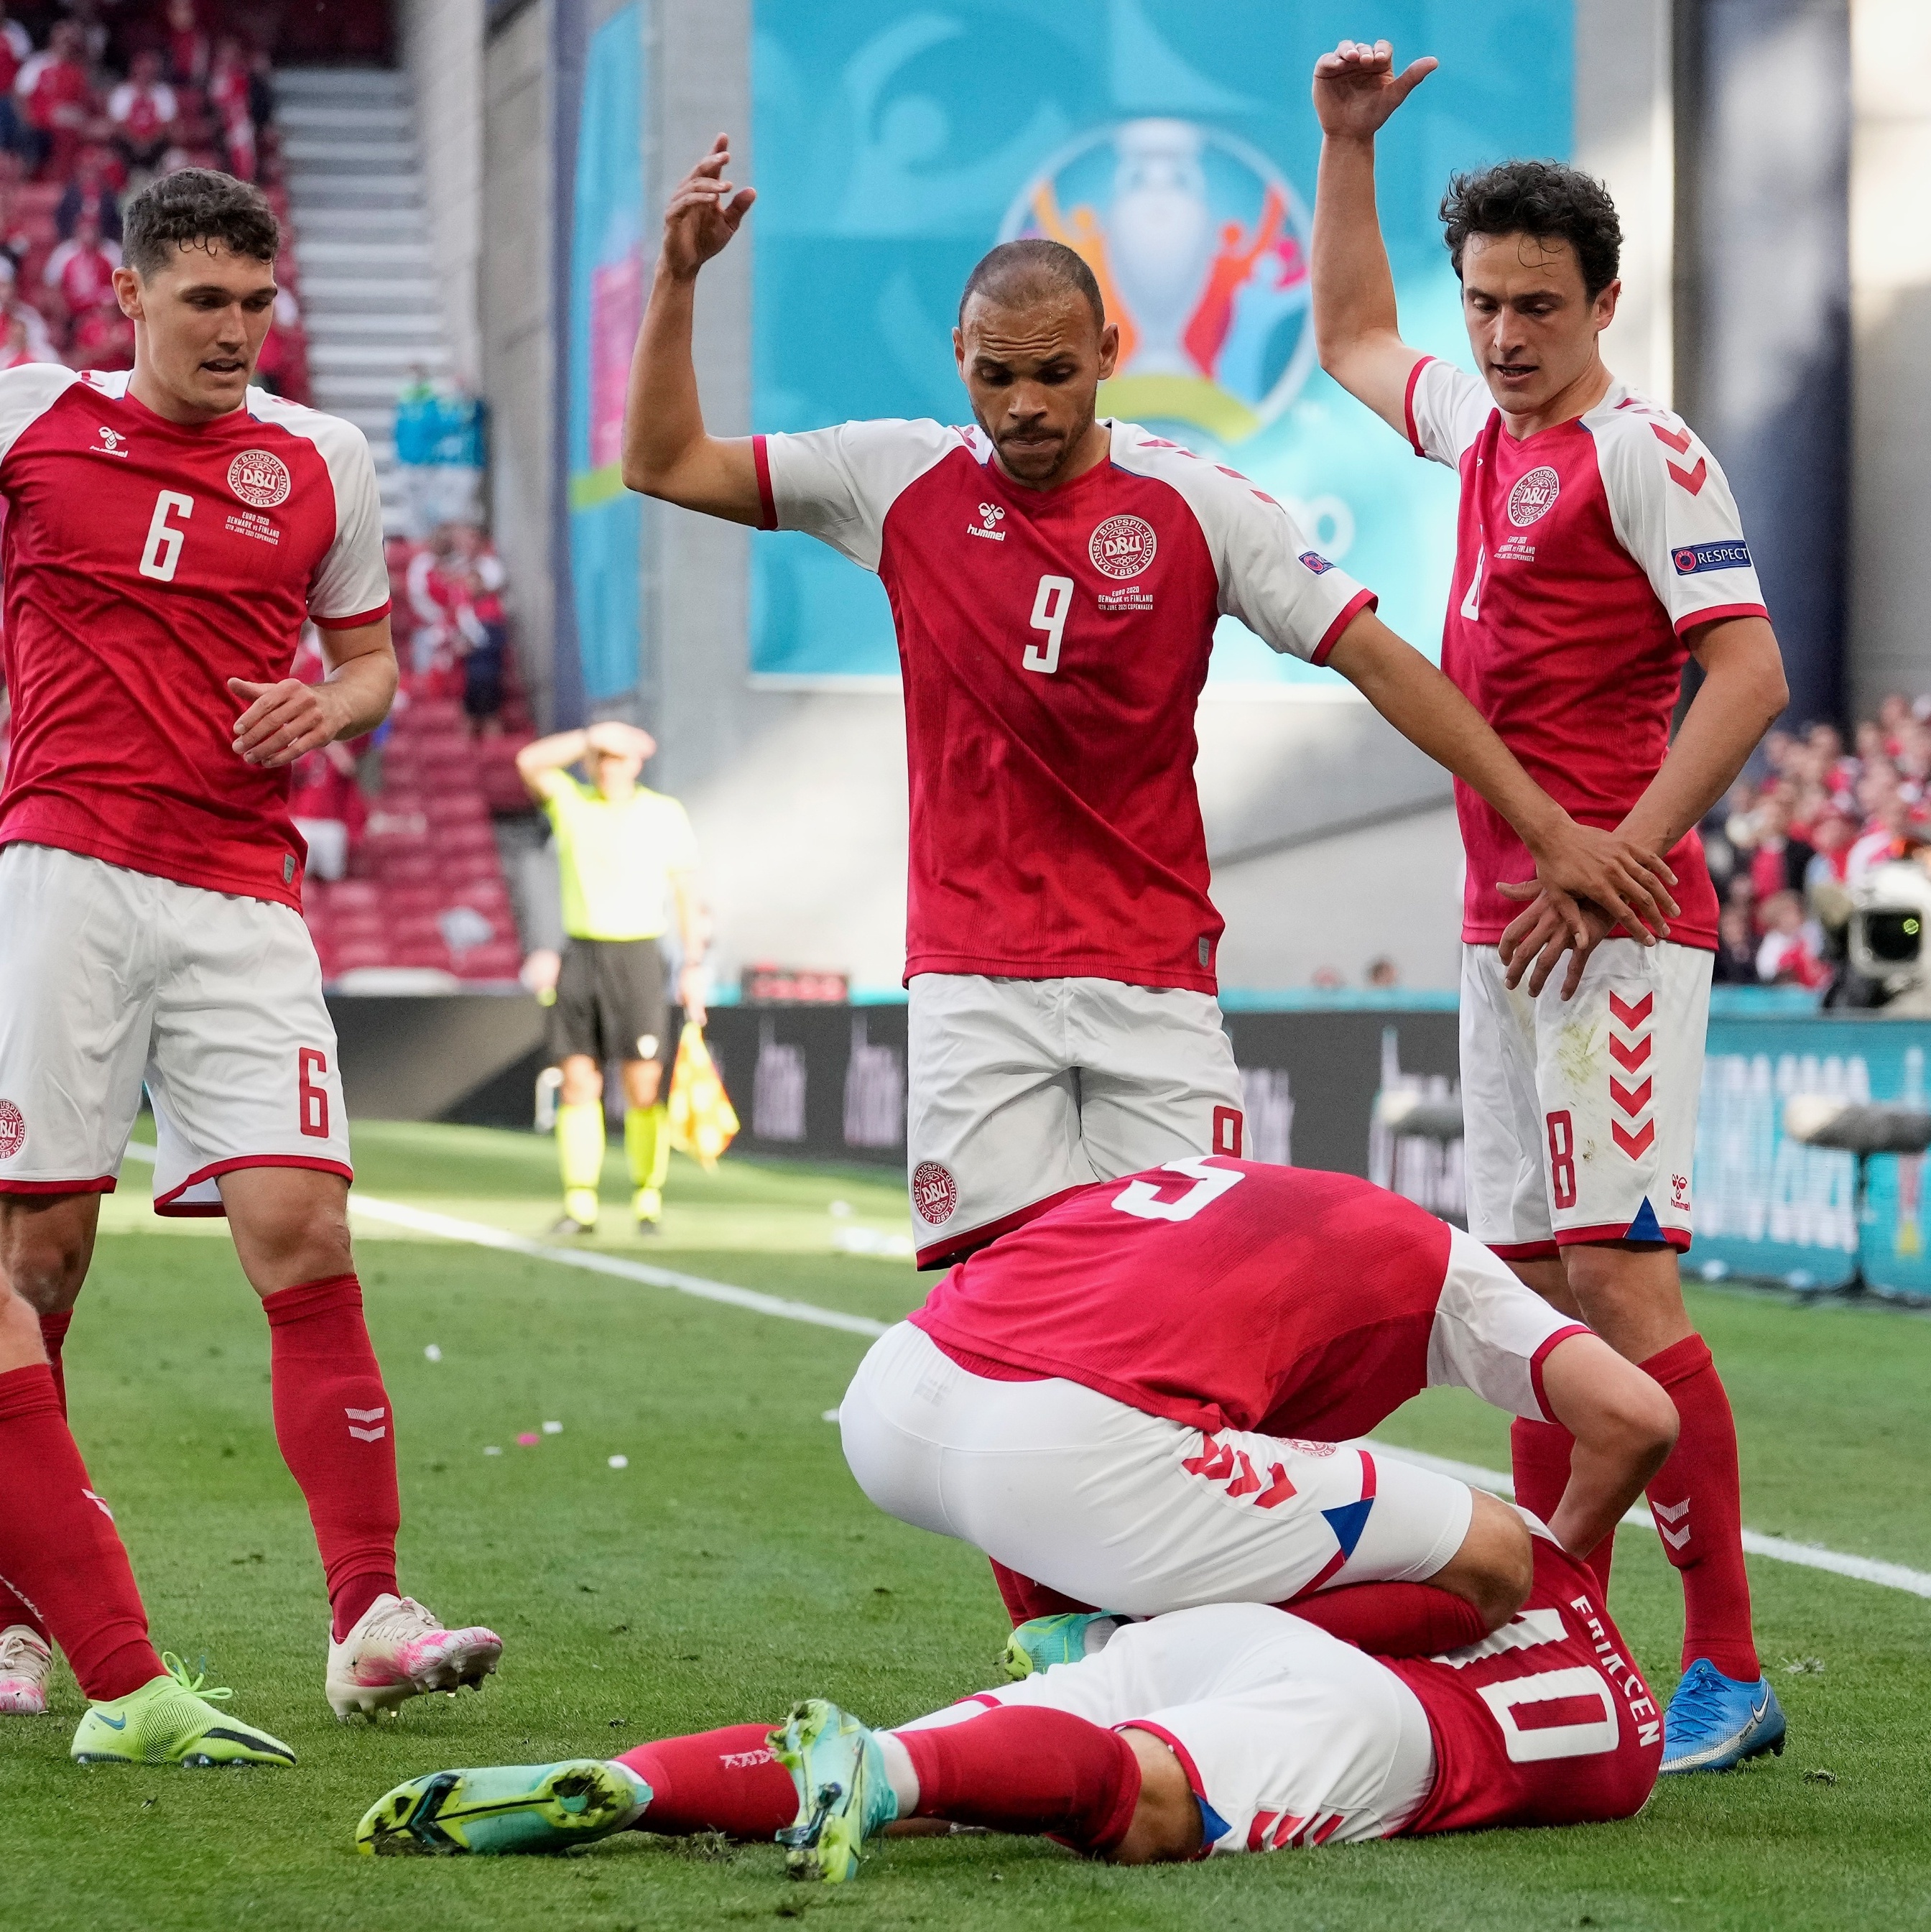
[0, 364, 390, 913]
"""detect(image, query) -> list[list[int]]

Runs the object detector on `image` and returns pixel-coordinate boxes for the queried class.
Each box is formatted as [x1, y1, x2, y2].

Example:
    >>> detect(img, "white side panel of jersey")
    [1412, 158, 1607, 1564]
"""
[1106, 422, 1371, 662]
[1426, 1226, 1584, 1420]
[246, 387, 390, 624]
[0, 363, 83, 468]
[764, 417, 978, 572]
[1588, 388, 1768, 635]
[1405, 357, 1493, 468]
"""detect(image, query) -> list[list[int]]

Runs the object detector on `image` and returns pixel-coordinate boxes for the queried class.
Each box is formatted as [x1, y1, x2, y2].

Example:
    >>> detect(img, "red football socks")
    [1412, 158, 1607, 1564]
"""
[616, 1724, 799, 1837]
[1640, 1334, 1760, 1681]
[0, 1364, 162, 1701]
[261, 1275, 401, 1642]
[0, 1313, 76, 1641]
[897, 1706, 1142, 1852]
[1511, 1415, 1615, 1595]
[990, 1558, 1097, 1626]
[1282, 1580, 1490, 1658]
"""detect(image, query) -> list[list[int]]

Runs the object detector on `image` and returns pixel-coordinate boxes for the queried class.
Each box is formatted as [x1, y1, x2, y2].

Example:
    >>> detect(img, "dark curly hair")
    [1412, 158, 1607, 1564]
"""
[1439, 160, 1621, 300]
[123, 167, 279, 279]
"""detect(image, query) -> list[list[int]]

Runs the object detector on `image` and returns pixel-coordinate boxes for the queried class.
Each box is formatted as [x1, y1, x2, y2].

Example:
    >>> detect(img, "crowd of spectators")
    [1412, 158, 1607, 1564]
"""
[0, 1, 290, 374]
[1705, 697, 1931, 996]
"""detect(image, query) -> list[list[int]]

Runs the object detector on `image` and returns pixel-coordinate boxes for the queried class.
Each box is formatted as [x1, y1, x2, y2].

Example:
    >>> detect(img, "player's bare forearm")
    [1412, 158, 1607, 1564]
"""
[1539, 1336, 1680, 1562]
[514, 727, 591, 798]
[1310, 40, 1434, 432]
[1326, 612, 1675, 938]
[621, 136, 761, 522]
[228, 619, 395, 767]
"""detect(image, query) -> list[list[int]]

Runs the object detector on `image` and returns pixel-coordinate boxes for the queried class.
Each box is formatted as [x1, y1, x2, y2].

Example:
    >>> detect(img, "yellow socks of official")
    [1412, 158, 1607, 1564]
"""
[557, 1101, 605, 1228]
[626, 1104, 668, 1224]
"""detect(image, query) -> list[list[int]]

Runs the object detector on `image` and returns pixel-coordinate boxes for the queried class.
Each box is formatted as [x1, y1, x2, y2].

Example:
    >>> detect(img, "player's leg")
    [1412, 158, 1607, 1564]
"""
[612, 941, 671, 1231]
[1068, 979, 1246, 1178]
[551, 940, 608, 1232]
[904, 974, 1094, 1269]
[1532, 940, 1778, 1770]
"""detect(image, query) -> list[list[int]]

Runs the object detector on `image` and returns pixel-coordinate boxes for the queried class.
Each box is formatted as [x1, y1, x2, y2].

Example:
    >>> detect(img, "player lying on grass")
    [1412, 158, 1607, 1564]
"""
[355, 1530, 1664, 1877]
[837, 1157, 1677, 1668]
[0, 168, 498, 1761]
[625, 135, 1677, 1277]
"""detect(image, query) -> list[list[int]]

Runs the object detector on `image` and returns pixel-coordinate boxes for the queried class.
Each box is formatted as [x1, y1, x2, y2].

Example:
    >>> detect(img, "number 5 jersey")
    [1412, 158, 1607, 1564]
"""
[0, 365, 390, 912]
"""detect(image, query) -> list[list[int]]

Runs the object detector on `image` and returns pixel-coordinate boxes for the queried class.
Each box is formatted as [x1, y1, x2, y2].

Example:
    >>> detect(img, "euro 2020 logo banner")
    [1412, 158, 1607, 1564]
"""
[749, 1, 1573, 683]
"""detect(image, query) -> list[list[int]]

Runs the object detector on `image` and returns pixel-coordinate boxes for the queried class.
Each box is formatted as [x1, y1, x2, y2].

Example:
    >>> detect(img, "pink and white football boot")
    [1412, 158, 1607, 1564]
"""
[0, 1623, 53, 1715]
[325, 1594, 503, 1720]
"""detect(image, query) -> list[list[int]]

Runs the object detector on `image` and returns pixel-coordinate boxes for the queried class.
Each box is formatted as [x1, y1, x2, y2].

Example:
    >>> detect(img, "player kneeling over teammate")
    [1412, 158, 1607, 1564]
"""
[0, 169, 497, 1756]
[838, 1158, 1677, 1665]
[355, 1530, 1662, 1875]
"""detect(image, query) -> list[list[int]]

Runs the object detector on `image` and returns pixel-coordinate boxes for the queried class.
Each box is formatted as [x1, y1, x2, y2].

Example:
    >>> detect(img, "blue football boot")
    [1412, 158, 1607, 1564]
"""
[1659, 1658, 1787, 1773]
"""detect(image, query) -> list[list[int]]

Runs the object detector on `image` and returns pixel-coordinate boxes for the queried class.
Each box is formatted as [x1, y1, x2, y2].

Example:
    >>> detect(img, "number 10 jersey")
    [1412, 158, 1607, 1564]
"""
[755, 417, 1376, 992]
[0, 365, 391, 914]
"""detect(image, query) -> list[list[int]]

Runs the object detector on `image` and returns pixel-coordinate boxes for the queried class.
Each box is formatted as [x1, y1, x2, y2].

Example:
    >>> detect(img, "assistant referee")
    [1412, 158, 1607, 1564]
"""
[516, 721, 707, 1235]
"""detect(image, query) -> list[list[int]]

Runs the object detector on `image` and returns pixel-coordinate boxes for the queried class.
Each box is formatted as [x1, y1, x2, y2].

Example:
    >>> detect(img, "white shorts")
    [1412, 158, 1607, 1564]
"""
[840, 1322, 1473, 1613]
[905, 974, 1245, 1267]
[1460, 939, 1710, 1258]
[896, 1602, 1436, 1853]
[0, 843, 352, 1215]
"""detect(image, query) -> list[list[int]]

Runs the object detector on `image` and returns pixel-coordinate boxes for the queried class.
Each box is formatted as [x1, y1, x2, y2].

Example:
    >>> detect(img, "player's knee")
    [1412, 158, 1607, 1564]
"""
[1107, 1729, 1204, 1865]
[559, 1056, 603, 1106]
[0, 1215, 90, 1312]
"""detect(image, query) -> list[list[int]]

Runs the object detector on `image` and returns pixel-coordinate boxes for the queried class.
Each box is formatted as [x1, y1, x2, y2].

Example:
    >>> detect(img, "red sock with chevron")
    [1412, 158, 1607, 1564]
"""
[1640, 1334, 1759, 1680]
[0, 1314, 75, 1642]
[616, 1724, 800, 1837]
[262, 1275, 400, 1642]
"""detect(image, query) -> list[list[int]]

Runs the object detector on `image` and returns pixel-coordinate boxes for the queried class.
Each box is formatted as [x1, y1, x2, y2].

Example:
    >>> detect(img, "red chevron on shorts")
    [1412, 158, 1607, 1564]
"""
[1608, 992, 1654, 1029]
[1612, 1120, 1656, 1158]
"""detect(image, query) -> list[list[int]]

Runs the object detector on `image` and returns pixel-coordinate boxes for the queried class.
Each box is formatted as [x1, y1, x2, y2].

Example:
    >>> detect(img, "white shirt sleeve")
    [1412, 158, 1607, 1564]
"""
[1427, 1227, 1593, 1422]
[1404, 355, 1493, 468]
[756, 417, 960, 572]
[305, 422, 391, 625]
[0, 364, 78, 473]
[1594, 404, 1770, 638]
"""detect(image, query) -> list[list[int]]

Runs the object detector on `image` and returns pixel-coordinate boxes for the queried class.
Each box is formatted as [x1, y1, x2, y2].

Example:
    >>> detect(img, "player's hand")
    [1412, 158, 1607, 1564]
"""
[1496, 887, 1618, 1000]
[1311, 39, 1437, 139]
[661, 134, 755, 279]
[678, 962, 708, 1030]
[1523, 821, 1677, 946]
[585, 718, 658, 760]
[227, 676, 343, 767]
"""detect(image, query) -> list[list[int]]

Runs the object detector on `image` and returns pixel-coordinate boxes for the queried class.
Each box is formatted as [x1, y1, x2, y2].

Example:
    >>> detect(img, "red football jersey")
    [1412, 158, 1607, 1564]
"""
[1406, 361, 1769, 951]
[910, 1157, 1585, 1440]
[755, 420, 1375, 992]
[1390, 1534, 1663, 1834]
[0, 367, 390, 911]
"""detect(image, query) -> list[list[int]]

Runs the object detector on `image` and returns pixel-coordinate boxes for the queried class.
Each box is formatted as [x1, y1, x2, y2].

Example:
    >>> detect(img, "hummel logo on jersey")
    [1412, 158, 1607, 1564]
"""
[1672, 540, 1751, 576]
[346, 1405, 388, 1443]
[967, 502, 1006, 541]
[91, 425, 129, 458]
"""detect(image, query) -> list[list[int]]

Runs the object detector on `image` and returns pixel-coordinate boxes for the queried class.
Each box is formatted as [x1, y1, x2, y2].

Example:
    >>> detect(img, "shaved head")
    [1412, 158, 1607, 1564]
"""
[958, 239, 1104, 332]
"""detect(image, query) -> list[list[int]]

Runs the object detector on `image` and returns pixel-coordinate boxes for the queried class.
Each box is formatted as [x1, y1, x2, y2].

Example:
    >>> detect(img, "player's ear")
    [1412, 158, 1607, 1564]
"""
[112, 264, 143, 323]
[1593, 277, 1621, 332]
[1096, 318, 1121, 382]
[952, 324, 967, 375]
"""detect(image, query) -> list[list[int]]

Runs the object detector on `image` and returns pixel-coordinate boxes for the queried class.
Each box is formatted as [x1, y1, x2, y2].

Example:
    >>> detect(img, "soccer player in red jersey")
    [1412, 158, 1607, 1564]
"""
[623, 137, 1676, 1272]
[838, 1156, 1675, 1664]
[1309, 41, 1794, 1772]
[0, 170, 499, 1757]
[355, 1530, 1662, 1872]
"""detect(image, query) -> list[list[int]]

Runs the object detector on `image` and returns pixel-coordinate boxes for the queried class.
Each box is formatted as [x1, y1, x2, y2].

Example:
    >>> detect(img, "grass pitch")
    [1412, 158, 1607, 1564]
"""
[3, 1122, 1928, 1931]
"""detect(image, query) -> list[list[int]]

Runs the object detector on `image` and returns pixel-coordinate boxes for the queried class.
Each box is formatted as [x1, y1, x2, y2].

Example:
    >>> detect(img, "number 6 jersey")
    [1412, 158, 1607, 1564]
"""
[0, 365, 390, 912]
[754, 417, 1376, 992]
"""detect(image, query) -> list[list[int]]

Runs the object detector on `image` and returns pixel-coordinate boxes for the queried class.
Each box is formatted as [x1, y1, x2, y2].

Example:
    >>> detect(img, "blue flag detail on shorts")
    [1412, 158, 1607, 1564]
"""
[1626, 1196, 1665, 1244]
[1321, 1497, 1374, 1561]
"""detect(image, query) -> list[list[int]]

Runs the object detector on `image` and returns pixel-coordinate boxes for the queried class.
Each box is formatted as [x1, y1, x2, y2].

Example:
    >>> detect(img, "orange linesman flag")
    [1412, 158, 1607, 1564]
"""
[667, 1023, 739, 1168]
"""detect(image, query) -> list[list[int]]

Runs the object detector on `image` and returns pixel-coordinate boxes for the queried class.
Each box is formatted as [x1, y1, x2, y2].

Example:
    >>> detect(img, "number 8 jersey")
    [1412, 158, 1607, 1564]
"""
[754, 417, 1376, 992]
[0, 365, 390, 912]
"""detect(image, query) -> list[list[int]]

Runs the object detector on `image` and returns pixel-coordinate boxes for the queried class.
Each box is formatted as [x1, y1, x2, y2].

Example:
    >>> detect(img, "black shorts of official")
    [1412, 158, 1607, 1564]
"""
[551, 938, 670, 1066]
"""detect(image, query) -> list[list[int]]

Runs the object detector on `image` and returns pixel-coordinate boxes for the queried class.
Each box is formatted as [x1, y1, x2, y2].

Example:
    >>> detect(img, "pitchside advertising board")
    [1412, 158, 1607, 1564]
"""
[747, 0, 1572, 683]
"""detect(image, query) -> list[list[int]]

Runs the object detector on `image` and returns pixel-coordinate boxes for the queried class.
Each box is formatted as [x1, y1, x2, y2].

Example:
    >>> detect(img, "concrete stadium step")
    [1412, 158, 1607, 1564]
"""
[310, 309, 446, 340]
[276, 103, 413, 138]
[277, 66, 409, 102]
[287, 180, 423, 211]
[293, 208, 429, 239]
[284, 141, 419, 175]
[292, 239, 430, 269]
[302, 282, 441, 318]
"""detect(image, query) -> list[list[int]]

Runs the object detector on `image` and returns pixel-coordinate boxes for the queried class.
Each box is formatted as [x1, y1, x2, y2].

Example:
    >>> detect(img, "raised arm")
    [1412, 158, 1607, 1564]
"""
[1326, 609, 1678, 943]
[620, 134, 763, 522]
[1310, 39, 1437, 434]
[1537, 1334, 1680, 1564]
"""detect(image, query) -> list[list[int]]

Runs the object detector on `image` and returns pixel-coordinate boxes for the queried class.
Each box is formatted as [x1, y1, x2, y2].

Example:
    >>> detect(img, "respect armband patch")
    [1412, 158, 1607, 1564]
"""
[1672, 539, 1752, 576]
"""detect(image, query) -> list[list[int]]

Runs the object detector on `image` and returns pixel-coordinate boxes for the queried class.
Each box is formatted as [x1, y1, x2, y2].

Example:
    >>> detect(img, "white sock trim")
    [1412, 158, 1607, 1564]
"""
[877, 1730, 920, 1816]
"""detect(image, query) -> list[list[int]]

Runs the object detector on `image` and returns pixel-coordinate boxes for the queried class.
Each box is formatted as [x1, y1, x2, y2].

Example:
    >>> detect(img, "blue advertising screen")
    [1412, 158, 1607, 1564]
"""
[749, 0, 1572, 683]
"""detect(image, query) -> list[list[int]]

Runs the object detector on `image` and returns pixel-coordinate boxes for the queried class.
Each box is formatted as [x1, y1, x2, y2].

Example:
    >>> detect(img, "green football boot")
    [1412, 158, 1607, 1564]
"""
[1000, 1612, 1121, 1682]
[771, 1698, 898, 1882]
[356, 1759, 649, 1856]
[70, 1654, 297, 1767]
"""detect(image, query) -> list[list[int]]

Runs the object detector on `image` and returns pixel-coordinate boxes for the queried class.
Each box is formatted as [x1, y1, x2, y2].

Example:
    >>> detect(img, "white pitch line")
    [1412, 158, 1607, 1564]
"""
[116, 1144, 1931, 1600]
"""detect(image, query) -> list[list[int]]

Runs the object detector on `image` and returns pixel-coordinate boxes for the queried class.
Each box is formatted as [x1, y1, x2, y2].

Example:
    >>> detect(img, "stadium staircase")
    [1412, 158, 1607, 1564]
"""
[274, 65, 526, 991]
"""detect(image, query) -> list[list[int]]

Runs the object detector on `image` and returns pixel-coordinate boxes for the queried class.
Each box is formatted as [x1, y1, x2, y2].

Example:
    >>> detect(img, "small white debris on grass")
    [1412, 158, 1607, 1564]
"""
[424, 1344, 443, 1362]
[822, 1409, 841, 1423]
[833, 1225, 915, 1260]
[608, 1454, 629, 1469]
[542, 1420, 563, 1434]
[483, 1445, 502, 1456]
[828, 1200, 853, 1219]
